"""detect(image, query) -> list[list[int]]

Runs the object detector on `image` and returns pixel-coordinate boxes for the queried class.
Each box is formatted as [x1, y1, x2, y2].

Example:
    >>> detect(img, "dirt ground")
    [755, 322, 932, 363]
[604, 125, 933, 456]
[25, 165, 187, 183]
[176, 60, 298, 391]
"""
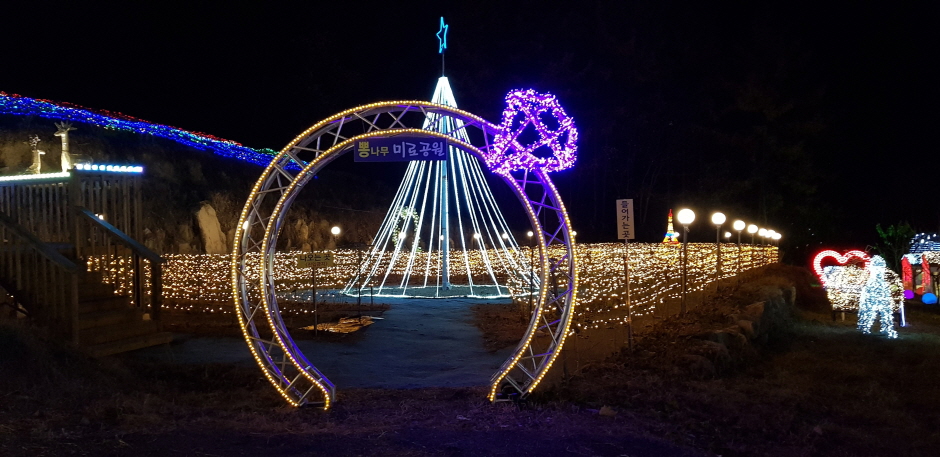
[3, 265, 940, 456]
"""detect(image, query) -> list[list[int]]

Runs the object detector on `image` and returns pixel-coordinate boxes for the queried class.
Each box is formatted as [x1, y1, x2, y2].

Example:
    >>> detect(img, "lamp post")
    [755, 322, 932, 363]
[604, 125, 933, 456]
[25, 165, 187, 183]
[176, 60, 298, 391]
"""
[677, 208, 695, 314]
[772, 232, 781, 262]
[711, 212, 725, 287]
[733, 220, 745, 276]
[746, 224, 758, 269]
[758, 228, 767, 265]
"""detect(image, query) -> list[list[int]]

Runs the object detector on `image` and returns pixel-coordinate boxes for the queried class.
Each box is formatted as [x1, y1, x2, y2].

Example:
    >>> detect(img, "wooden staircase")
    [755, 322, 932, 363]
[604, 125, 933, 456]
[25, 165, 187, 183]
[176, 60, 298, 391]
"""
[1, 170, 168, 356]
[77, 271, 172, 357]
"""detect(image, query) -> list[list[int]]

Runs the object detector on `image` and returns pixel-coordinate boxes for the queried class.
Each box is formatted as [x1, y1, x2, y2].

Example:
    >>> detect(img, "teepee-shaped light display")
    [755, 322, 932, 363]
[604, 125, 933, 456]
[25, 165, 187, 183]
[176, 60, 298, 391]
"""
[343, 76, 528, 298]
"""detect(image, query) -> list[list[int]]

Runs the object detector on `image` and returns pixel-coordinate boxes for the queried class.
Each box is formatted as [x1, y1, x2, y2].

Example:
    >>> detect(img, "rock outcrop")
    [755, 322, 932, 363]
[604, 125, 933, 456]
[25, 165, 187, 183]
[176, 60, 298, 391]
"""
[195, 202, 227, 254]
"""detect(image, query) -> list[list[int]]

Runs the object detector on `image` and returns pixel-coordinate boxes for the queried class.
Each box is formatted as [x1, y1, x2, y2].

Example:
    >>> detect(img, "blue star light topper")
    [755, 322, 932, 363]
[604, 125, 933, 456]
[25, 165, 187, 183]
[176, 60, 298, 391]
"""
[437, 17, 448, 54]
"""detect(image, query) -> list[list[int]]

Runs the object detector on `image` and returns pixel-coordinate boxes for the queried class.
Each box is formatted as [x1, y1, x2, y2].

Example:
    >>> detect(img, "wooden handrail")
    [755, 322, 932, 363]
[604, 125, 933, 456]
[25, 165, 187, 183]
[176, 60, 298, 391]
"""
[74, 206, 163, 264]
[0, 210, 81, 273]
[74, 205, 164, 322]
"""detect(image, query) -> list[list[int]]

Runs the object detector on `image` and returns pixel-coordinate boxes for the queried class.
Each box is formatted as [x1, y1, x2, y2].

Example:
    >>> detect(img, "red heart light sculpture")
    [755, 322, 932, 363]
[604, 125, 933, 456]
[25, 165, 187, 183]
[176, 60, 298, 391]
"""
[813, 249, 871, 286]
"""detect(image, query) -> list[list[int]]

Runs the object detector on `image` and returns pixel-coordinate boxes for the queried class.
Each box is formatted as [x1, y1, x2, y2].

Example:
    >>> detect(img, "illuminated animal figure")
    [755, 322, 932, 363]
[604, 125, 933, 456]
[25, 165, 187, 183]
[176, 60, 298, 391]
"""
[54, 121, 77, 172]
[24, 135, 45, 174]
[858, 255, 898, 338]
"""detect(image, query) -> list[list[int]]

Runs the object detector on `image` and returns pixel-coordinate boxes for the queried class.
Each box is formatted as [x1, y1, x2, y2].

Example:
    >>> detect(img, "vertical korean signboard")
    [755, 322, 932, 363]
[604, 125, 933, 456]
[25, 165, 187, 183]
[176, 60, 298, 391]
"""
[616, 199, 635, 240]
[617, 198, 636, 349]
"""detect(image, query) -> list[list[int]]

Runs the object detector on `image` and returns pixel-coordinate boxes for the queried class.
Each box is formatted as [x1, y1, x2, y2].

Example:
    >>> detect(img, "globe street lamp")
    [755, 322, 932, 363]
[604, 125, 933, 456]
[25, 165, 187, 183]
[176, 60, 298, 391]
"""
[711, 212, 726, 286]
[757, 228, 768, 265]
[676, 208, 695, 314]
[747, 224, 758, 244]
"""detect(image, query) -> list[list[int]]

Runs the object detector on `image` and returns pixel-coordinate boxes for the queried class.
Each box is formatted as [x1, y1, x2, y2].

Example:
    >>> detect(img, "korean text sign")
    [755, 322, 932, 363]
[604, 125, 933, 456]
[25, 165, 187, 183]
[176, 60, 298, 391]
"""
[354, 137, 447, 162]
[617, 199, 635, 240]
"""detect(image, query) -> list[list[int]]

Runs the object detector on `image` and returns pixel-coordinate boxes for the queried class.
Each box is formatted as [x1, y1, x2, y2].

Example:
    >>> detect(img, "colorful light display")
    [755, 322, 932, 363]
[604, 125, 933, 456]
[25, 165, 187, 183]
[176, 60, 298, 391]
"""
[74, 163, 144, 173]
[900, 252, 940, 300]
[902, 256, 913, 292]
[347, 77, 525, 298]
[922, 254, 932, 294]
[436, 17, 448, 53]
[229, 95, 578, 408]
[0, 171, 70, 183]
[488, 89, 578, 175]
[0, 92, 279, 167]
[662, 209, 679, 244]
[813, 250, 870, 287]
[910, 233, 940, 254]
[858, 256, 898, 338]
[813, 249, 904, 314]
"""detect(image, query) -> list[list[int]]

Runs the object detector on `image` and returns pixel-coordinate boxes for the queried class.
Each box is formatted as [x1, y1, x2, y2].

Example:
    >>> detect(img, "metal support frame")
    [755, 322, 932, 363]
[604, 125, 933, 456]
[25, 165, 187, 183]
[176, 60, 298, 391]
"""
[232, 101, 577, 408]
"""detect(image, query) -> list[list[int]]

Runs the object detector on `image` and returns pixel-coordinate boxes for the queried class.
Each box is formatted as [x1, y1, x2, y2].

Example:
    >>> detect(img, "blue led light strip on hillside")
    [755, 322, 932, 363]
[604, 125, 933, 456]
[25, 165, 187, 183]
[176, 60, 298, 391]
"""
[0, 92, 280, 167]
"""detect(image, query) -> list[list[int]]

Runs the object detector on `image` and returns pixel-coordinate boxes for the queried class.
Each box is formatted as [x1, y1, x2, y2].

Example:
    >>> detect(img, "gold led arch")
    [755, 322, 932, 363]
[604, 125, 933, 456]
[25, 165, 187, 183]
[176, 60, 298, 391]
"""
[232, 101, 577, 408]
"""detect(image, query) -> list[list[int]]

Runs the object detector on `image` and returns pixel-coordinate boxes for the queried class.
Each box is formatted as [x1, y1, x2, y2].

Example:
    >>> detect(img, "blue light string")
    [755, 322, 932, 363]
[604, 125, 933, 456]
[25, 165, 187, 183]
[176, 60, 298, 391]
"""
[0, 92, 284, 168]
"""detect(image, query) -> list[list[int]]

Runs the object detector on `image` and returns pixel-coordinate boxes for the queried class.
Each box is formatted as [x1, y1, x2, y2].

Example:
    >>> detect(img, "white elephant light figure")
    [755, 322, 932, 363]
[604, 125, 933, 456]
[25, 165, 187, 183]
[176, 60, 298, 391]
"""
[858, 255, 899, 338]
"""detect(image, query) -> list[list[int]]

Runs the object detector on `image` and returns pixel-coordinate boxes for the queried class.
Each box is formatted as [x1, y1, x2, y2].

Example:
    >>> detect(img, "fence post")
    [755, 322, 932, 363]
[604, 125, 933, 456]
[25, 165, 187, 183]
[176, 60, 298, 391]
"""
[151, 262, 163, 325]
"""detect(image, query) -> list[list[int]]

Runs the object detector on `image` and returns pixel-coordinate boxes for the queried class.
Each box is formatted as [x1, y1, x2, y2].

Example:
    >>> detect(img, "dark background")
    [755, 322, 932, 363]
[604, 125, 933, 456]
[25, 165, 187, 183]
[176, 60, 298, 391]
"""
[2, 1, 936, 261]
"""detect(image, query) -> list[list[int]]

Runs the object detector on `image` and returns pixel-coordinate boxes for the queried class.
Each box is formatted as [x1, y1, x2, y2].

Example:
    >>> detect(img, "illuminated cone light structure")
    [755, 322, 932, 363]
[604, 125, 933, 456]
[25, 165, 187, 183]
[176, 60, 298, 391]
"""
[343, 77, 529, 298]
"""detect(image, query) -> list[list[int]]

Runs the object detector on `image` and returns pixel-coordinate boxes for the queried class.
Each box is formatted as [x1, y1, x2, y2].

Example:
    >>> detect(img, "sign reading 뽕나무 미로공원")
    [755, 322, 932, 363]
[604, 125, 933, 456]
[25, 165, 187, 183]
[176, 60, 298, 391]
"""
[353, 137, 447, 162]
[297, 252, 334, 268]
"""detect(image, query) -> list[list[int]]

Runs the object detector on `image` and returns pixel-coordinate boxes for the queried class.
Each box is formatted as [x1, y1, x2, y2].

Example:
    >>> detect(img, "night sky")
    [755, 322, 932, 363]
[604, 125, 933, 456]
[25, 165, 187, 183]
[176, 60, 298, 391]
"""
[2, 1, 936, 258]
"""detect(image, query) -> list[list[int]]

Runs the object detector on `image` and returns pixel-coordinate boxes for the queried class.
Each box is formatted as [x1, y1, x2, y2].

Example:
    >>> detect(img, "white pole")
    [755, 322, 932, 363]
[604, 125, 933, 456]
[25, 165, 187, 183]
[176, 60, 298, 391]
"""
[624, 237, 633, 350]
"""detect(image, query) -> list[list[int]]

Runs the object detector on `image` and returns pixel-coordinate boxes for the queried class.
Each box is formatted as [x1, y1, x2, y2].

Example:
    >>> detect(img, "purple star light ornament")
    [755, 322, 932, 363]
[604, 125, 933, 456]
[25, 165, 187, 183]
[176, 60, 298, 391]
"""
[487, 89, 578, 175]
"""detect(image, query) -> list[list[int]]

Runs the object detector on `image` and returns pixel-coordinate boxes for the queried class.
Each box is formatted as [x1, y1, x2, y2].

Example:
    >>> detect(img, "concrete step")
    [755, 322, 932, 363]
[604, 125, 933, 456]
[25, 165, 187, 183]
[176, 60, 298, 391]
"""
[78, 308, 140, 330]
[84, 331, 173, 358]
[79, 319, 160, 346]
[79, 295, 130, 313]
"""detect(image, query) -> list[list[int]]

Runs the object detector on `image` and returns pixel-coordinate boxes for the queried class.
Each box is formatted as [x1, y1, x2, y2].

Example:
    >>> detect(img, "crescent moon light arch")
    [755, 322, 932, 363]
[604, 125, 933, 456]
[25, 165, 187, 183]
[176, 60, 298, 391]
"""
[232, 100, 577, 408]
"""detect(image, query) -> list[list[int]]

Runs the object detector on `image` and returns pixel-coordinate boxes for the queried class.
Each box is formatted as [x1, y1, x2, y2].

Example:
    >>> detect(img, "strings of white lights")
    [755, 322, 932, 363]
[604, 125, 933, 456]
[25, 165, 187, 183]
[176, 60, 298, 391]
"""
[857, 256, 898, 338]
[86, 243, 776, 325]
